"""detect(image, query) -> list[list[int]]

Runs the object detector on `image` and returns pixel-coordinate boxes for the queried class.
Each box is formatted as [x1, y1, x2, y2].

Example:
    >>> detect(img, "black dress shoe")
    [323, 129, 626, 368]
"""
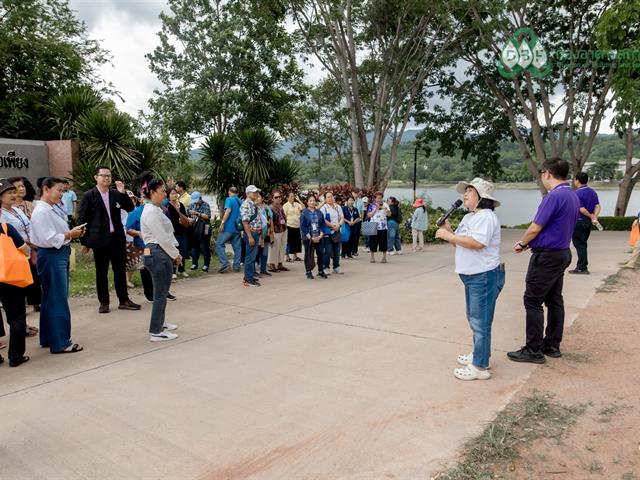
[543, 345, 562, 358]
[10, 355, 30, 367]
[118, 300, 141, 311]
[507, 347, 546, 364]
[98, 303, 110, 314]
[568, 269, 590, 275]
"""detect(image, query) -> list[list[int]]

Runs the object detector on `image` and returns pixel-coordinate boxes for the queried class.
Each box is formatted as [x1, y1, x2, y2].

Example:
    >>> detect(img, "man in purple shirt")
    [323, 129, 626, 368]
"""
[508, 158, 579, 364]
[569, 172, 600, 274]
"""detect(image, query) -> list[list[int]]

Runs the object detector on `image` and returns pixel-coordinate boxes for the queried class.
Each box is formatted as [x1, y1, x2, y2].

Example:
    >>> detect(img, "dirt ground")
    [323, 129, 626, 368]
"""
[507, 268, 640, 479]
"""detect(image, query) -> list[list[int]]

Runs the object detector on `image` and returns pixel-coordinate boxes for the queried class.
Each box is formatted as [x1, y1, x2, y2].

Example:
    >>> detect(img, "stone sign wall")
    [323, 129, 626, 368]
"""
[0, 138, 50, 185]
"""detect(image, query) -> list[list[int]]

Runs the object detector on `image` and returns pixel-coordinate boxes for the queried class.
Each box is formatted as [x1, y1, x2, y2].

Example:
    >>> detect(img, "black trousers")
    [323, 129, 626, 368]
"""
[572, 218, 592, 271]
[303, 239, 324, 274]
[524, 249, 572, 352]
[25, 261, 41, 306]
[348, 223, 361, 255]
[93, 235, 129, 305]
[0, 282, 27, 363]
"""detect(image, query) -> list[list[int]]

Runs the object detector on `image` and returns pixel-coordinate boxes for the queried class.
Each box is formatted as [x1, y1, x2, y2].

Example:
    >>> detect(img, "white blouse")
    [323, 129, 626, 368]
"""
[30, 201, 71, 249]
[141, 203, 179, 259]
[1, 206, 32, 255]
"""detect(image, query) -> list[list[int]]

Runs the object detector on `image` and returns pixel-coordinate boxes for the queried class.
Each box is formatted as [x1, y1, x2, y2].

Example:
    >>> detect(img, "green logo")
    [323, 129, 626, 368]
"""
[497, 27, 552, 78]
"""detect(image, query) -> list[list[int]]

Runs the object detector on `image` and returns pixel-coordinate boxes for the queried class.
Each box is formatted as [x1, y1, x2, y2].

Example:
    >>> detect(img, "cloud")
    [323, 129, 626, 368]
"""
[69, 0, 166, 29]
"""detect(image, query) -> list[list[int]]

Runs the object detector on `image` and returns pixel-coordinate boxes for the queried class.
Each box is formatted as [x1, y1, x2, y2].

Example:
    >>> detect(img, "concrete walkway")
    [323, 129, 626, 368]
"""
[0, 230, 630, 480]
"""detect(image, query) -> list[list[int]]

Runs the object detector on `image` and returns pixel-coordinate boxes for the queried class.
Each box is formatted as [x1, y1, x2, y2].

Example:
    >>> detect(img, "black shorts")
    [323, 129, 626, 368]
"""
[369, 230, 388, 252]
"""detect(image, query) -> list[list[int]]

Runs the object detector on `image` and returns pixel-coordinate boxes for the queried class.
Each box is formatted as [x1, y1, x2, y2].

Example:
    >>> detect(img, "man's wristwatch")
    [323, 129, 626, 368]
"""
[517, 241, 528, 249]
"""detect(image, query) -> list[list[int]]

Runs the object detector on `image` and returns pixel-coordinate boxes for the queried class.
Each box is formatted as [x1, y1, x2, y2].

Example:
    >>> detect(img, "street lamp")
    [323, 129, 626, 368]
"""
[413, 145, 418, 202]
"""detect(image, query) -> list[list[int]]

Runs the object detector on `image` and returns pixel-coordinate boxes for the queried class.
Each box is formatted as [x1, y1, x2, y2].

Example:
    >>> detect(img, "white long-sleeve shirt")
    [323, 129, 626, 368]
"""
[141, 203, 179, 259]
[30, 200, 71, 249]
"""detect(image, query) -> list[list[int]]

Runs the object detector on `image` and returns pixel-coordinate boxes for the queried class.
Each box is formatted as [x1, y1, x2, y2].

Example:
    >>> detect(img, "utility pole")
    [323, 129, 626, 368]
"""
[413, 145, 418, 202]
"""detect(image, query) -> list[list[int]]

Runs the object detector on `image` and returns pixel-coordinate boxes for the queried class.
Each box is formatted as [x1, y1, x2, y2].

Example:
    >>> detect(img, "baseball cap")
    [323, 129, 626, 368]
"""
[245, 185, 260, 194]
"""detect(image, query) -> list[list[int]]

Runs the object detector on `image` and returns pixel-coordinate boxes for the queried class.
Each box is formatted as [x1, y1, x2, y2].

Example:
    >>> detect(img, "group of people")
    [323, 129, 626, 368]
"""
[0, 159, 611, 380]
[435, 158, 603, 381]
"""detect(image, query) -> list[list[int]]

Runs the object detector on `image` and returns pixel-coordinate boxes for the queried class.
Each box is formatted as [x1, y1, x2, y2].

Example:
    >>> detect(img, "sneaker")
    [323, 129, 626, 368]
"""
[453, 364, 491, 381]
[127, 281, 135, 288]
[98, 303, 110, 314]
[252, 279, 261, 286]
[218, 264, 231, 274]
[332, 268, 344, 275]
[568, 268, 590, 275]
[507, 346, 546, 364]
[118, 300, 141, 311]
[167, 292, 176, 301]
[260, 271, 273, 276]
[190, 264, 197, 271]
[202, 265, 209, 272]
[145, 298, 153, 304]
[543, 345, 562, 358]
[397, 251, 403, 255]
[306, 272, 314, 279]
[243, 279, 259, 287]
[172, 274, 177, 280]
[389, 251, 396, 256]
[317, 272, 328, 279]
[364, 247, 370, 253]
[163, 322, 178, 331]
[181, 271, 190, 278]
[150, 331, 178, 342]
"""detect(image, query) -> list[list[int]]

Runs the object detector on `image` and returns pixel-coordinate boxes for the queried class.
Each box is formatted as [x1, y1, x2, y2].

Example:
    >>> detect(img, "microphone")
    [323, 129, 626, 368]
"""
[436, 199, 463, 227]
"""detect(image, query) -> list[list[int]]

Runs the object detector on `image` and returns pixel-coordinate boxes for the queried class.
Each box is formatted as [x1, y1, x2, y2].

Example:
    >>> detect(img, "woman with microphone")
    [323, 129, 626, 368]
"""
[436, 178, 504, 381]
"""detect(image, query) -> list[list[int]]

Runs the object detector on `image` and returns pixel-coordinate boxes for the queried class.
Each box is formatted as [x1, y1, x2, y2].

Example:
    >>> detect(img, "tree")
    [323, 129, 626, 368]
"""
[588, 158, 619, 181]
[596, 0, 640, 216]
[0, 0, 108, 139]
[446, 0, 618, 195]
[147, 0, 306, 152]
[288, 0, 464, 189]
[47, 86, 105, 139]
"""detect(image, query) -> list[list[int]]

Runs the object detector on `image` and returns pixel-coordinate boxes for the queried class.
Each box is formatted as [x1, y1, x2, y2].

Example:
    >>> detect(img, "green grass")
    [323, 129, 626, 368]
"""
[68, 245, 221, 297]
[434, 391, 585, 480]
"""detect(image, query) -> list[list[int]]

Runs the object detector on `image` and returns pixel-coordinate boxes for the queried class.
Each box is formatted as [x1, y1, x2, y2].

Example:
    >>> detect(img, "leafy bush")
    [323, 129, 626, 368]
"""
[598, 216, 637, 231]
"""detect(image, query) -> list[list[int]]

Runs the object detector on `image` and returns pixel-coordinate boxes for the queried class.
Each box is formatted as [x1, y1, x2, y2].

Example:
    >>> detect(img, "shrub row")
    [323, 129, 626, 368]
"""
[509, 216, 637, 231]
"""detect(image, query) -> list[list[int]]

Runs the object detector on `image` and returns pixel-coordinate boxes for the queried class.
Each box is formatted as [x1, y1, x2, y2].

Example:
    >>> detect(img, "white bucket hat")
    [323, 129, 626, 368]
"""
[456, 177, 501, 208]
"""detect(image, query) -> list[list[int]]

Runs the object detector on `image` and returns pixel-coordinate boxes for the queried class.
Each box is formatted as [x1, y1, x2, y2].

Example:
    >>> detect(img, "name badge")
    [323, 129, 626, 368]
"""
[143, 248, 151, 256]
[279, 219, 286, 225]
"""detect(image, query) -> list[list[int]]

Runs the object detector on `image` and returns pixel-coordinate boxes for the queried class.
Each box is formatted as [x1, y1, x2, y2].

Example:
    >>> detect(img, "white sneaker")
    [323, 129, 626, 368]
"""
[150, 331, 178, 342]
[163, 322, 178, 331]
[181, 271, 189, 278]
[397, 250, 403, 255]
[332, 268, 344, 275]
[453, 364, 491, 381]
[172, 274, 177, 280]
[389, 251, 396, 256]
[364, 247, 370, 253]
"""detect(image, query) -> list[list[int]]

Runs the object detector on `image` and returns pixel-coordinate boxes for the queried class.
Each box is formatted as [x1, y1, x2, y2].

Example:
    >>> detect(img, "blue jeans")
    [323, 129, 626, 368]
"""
[191, 231, 211, 268]
[174, 234, 188, 273]
[387, 220, 401, 252]
[322, 236, 341, 270]
[258, 241, 269, 273]
[216, 231, 242, 271]
[143, 245, 173, 334]
[37, 246, 72, 353]
[459, 265, 505, 368]
[243, 232, 260, 281]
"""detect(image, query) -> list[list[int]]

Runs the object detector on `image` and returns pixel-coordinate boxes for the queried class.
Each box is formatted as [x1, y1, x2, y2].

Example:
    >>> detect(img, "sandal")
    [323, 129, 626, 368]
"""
[457, 352, 491, 369]
[381, 258, 387, 264]
[294, 257, 303, 262]
[278, 266, 290, 271]
[0, 342, 6, 350]
[9, 355, 29, 367]
[268, 268, 279, 273]
[286, 258, 293, 263]
[454, 364, 491, 381]
[26, 325, 39, 337]
[53, 343, 84, 354]
[370, 258, 376, 263]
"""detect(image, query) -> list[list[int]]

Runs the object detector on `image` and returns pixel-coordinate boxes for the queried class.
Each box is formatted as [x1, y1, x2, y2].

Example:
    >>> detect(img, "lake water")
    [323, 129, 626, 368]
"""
[386, 187, 640, 226]
[204, 186, 640, 226]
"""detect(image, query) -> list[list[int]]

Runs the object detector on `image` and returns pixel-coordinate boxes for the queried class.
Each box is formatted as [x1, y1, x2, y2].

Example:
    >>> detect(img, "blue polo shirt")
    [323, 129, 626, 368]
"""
[529, 183, 580, 250]
[223, 195, 242, 233]
[575, 185, 600, 220]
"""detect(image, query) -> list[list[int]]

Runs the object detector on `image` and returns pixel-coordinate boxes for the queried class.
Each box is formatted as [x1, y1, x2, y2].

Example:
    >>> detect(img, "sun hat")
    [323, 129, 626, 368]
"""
[455, 177, 501, 208]
[245, 185, 259, 194]
[413, 198, 425, 208]
[362, 196, 369, 203]
[0, 178, 17, 196]
[191, 191, 202, 202]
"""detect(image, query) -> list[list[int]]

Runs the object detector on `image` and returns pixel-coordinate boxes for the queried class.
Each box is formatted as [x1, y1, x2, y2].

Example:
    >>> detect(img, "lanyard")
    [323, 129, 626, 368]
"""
[2, 207, 30, 241]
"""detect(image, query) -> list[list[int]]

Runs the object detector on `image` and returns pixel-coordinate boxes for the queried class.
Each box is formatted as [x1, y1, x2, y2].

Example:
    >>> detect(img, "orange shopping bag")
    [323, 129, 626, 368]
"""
[629, 220, 640, 247]
[0, 223, 33, 288]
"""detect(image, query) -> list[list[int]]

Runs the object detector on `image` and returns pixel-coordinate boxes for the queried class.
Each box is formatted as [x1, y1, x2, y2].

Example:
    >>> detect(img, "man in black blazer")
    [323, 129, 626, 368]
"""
[78, 166, 141, 313]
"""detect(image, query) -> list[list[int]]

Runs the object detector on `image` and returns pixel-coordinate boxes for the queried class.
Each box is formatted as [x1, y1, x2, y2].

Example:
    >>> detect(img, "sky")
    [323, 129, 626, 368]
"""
[68, 0, 616, 135]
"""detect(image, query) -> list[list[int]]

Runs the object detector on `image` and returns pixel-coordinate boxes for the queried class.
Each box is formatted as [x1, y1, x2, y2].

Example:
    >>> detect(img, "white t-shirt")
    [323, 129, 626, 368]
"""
[454, 209, 501, 275]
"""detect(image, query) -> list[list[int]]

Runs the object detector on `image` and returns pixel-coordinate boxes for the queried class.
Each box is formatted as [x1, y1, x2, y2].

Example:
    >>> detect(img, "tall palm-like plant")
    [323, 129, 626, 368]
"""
[132, 136, 164, 181]
[265, 156, 301, 193]
[48, 86, 104, 139]
[234, 128, 278, 186]
[77, 109, 140, 182]
[201, 133, 244, 203]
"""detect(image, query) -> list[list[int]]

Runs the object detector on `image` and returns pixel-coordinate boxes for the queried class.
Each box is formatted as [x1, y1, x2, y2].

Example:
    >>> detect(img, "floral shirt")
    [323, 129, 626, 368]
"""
[241, 199, 262, 230]
[368, 202, 390, 230]
[189, 200, 211, 224]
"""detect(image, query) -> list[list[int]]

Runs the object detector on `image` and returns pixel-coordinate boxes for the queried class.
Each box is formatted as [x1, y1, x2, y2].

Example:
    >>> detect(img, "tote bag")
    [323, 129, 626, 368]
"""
[361, 221, 378, 237]
[0, 224, 34, 288]
[340, 223, 350, 242]
[629, 220, 640, 247]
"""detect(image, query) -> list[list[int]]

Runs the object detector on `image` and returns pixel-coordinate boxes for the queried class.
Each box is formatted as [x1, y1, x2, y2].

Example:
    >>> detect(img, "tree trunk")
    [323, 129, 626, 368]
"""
[614, 126, 639, 217]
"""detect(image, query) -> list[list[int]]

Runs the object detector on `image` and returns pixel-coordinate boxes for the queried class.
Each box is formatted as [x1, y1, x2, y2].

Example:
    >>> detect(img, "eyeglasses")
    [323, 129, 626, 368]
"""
[97, 174, 112, 178]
